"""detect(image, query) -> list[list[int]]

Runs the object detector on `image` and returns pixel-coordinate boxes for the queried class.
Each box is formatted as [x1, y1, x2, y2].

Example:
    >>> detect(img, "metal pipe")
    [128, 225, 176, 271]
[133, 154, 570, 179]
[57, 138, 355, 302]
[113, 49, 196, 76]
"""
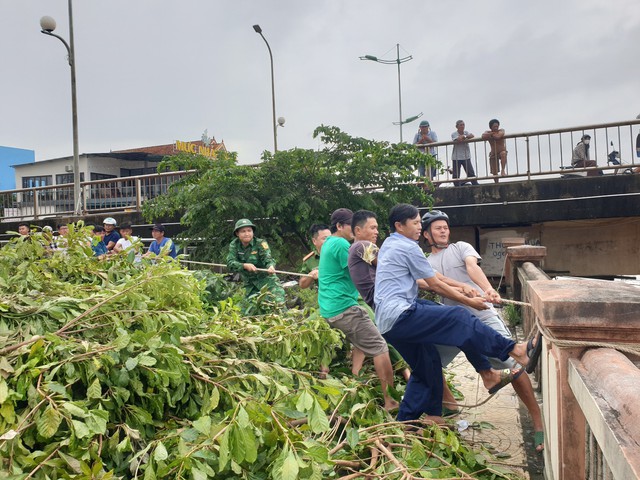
[68, 0, 81, 215]
[253, 25, 278, 153]
[40, 0, 81, 216]
[396, 44, 403, 143]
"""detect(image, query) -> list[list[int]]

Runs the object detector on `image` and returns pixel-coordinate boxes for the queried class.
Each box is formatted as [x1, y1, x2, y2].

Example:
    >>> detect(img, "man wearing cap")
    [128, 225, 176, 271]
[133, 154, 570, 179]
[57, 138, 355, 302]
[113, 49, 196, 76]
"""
[103, 217, 120, 252]
[226, 218, 285, 303]
[423, 210, 544, 452]
[413, 120, 438, 179]
[318, 208, 398, 412]
[147, 224, 177, 258]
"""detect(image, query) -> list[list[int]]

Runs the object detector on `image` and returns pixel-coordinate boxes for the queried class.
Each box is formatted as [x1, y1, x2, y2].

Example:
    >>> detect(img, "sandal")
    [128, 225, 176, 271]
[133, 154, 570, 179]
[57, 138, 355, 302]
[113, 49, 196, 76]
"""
[534, 430, 544, 452]
[442, 406, 461, 418]
[488, 368, 524, 395]
[526, 332, 543, 374]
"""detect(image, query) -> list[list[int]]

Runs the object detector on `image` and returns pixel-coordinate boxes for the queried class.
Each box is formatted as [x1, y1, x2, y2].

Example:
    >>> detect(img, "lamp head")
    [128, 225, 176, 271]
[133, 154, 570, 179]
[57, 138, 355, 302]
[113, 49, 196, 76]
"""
[277, 117, 285, 127]
[40, 16, 57, 33]
[252, 24, 262, 33]
[364, 55, 378, 61]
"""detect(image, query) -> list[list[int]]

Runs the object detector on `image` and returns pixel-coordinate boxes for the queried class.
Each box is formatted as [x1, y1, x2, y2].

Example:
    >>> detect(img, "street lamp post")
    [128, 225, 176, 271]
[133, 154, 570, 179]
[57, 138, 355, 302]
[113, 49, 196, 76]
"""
[360, 44, 416, 143]
[40, 0, 81, 215]
[253, 24, 278, 153]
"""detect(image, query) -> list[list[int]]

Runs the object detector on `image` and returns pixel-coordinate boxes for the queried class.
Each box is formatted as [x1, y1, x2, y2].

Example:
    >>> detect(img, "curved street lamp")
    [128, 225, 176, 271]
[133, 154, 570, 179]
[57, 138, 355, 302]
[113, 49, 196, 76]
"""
[253, 24, 279, 153]
[40, 1, 81, 215]
[360, 44, 417, 143]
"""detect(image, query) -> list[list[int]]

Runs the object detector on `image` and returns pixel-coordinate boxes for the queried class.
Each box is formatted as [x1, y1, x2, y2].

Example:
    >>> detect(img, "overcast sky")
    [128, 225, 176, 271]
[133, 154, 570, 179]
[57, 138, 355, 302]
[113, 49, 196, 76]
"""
[1, 0, 639, 164]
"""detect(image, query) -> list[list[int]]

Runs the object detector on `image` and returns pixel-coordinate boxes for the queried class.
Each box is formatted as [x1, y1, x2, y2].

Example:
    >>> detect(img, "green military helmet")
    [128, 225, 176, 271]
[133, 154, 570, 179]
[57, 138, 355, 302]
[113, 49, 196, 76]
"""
[234, 218, 256, 234]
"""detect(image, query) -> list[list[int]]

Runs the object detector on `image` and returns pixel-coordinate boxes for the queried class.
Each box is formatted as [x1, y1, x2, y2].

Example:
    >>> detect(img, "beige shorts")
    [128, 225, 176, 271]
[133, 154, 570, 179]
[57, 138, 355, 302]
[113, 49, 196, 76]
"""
[327, 305, 389, 357]
[489, 150, 507, 175]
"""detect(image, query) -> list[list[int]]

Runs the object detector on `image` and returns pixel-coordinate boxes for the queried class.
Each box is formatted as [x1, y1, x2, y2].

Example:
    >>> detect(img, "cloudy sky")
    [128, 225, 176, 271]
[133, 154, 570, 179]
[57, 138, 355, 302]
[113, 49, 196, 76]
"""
[1, 0, 639, 164]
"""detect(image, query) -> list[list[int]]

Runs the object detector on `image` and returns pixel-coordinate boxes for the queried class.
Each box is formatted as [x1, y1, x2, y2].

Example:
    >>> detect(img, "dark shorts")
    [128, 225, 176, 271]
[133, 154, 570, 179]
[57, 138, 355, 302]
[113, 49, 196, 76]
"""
[327, 305, 389, 357]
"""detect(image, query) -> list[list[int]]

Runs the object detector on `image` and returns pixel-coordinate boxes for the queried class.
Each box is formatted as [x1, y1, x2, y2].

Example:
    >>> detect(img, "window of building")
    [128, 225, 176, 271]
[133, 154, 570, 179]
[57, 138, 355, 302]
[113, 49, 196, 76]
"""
[91, 173, 117, 181]
[55, 173, 85, 184]
[22, 175, 52, 188]
[21, 176, 53, 203]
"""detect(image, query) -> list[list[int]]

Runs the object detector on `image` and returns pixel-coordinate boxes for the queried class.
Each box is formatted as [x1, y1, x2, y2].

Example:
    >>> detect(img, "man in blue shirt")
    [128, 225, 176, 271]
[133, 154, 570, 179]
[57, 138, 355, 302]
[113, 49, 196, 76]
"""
[147, 223, 177, 258]
[91, 226, 108, 258]
[374, 204, 532, 423]
[102, 217, 120, 252]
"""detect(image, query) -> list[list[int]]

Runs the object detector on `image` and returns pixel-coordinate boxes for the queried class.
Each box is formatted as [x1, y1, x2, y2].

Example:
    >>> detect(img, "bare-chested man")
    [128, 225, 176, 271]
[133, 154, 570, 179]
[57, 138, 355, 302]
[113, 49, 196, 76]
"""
[481, 119, 507, 182]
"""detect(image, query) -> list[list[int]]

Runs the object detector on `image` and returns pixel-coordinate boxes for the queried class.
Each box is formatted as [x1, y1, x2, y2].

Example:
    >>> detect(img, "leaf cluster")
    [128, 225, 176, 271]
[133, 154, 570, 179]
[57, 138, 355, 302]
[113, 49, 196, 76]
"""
[142, 126, 436, 265]
[1, 234, 514, 479]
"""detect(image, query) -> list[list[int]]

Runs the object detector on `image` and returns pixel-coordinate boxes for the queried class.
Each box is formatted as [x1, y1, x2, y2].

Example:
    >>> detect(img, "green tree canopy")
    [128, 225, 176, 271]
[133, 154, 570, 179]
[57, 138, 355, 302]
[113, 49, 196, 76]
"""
[143, 125, 437, 263]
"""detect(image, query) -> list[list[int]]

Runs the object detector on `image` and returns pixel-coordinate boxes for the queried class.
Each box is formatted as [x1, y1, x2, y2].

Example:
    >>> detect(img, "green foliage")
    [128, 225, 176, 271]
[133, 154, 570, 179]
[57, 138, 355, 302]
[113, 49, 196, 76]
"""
[503, 303, 522, 327]
[142, 126, 436, 264]
[0, 233, 515, 479]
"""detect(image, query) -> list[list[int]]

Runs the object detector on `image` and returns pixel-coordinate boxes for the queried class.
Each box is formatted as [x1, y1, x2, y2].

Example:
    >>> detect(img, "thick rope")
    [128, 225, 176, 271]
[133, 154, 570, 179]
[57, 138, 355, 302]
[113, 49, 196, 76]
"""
[180, 259, 311, 278]
[534, 316, 640, 357]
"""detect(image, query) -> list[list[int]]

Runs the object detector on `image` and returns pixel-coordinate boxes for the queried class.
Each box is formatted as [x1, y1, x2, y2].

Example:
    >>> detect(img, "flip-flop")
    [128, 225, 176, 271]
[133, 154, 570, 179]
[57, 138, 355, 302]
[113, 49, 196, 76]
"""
[488, 368, 524, 395]
[526, 332, 543, 374]
[534, 430, 544, 453]
[442, 406, 461, 418]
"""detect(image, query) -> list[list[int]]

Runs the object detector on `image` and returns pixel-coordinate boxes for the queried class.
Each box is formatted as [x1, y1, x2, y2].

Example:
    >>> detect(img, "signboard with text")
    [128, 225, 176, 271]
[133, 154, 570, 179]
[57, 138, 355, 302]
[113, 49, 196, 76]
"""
[174, 140, 218, 158]
[478, 227, 542, 277]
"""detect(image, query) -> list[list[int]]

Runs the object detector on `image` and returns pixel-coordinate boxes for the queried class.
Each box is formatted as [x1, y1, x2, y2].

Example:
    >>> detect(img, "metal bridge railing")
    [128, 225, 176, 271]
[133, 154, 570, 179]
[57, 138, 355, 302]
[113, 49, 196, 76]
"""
[2, 120, 640, 221]
[1, 170, 191, 222]
[416, 119, 640, 184]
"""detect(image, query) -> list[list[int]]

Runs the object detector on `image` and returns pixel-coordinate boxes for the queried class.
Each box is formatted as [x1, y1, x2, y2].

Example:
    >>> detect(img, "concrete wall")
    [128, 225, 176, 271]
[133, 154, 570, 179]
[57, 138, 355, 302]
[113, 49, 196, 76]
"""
[540, 218, 640, 277]
[0, 146, 34, 190]
[435, 217, 639, 278]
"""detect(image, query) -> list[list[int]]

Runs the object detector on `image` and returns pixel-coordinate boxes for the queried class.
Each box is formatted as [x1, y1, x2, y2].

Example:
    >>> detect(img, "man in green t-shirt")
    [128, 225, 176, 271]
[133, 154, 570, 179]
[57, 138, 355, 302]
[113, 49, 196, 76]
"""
[318, 208, 398, 411]
[299, 224, 331, 289]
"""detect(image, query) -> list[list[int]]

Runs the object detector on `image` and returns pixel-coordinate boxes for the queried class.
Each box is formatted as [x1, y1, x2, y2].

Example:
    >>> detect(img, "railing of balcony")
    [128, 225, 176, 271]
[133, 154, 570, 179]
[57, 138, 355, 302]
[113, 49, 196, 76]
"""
[416, 119, 640, 184]
[0, 170, 192, 222]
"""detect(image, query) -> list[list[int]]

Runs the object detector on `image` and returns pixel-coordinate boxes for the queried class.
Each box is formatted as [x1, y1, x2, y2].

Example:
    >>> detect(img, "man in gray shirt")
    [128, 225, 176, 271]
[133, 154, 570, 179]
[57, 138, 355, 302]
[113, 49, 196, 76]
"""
[451, 120, 478, 186]
[423, 209, 544, 452]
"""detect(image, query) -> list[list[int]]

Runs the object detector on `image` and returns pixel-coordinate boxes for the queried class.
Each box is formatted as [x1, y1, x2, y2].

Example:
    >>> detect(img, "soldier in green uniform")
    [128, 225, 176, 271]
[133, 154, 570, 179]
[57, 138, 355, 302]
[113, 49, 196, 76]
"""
[226, 218, 285, 303]
[299, 223, 331, 289]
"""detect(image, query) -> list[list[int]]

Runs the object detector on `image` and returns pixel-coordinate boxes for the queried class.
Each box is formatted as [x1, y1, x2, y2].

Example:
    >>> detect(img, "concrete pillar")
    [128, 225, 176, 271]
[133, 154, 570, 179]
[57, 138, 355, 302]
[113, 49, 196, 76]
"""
[526, 278, 640, 480]
[505, 245, 547, 335]
[505, 245, 546, 297]
[502, 237, 525, 291]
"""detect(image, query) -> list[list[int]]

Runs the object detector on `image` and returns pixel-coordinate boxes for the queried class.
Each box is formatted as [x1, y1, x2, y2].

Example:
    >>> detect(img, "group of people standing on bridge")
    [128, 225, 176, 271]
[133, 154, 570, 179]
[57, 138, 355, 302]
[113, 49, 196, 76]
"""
[415, 118, 640, 183]
[226, 206, 544, 452]
[413, 118, 508, 184]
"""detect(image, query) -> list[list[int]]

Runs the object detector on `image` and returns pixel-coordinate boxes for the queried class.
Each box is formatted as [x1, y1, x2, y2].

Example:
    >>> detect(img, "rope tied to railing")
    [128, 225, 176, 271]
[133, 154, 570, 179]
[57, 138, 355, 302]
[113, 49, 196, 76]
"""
[534, 317, 640, 357]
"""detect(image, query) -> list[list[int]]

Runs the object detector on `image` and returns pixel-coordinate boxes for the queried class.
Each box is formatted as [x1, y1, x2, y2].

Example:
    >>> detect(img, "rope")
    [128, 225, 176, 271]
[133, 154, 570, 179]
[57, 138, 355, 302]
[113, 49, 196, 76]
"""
[180, 259, 311, 278]
[483, 297, 532, 307]
[534, 317, 640, 357]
